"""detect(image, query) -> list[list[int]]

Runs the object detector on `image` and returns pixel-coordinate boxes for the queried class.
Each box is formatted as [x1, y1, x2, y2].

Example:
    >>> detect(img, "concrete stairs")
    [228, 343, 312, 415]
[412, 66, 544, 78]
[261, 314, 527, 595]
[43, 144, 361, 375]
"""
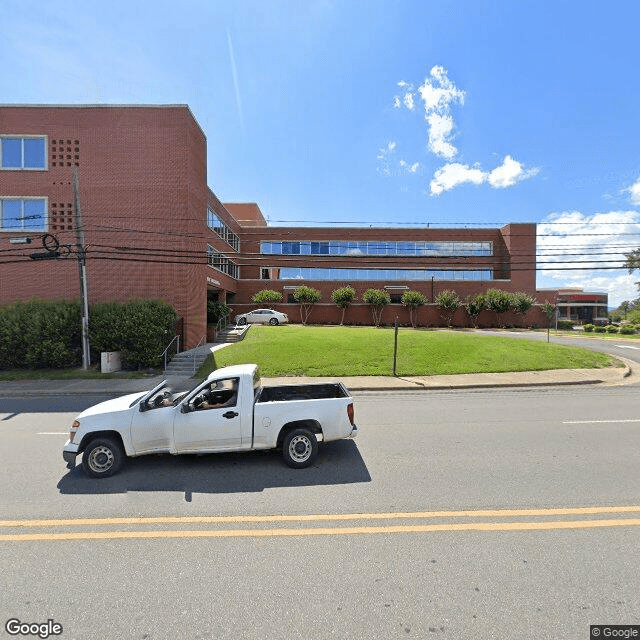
[164, 343, 215, 377]
[213, 324, 250, 344]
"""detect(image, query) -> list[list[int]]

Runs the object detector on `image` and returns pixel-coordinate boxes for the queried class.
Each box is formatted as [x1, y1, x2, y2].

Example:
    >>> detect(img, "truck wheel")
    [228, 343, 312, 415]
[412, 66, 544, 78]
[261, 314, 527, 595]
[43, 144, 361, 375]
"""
[282, 429, 318, 468]
[82, 437, 124, 478]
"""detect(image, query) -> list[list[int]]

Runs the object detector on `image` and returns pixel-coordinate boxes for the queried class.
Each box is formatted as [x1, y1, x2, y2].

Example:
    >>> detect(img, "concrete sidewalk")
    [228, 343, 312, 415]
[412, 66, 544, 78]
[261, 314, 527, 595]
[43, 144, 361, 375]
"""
[0, 360, 635, 398]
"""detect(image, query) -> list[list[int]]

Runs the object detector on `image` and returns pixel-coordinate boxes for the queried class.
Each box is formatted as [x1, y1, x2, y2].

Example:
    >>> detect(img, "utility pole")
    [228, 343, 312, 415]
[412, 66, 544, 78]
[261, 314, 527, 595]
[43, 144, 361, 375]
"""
[72, 165, 90, 370]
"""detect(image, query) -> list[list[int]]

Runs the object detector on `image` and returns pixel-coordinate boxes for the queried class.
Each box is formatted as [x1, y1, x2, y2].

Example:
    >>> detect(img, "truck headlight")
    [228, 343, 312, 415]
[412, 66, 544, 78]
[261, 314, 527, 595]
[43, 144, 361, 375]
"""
[69, 420, 80, 443]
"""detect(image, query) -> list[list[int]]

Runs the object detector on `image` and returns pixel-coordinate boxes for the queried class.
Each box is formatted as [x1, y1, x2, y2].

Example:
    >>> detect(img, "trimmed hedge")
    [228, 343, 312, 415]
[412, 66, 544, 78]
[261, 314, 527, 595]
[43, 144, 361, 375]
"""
[0, 300, 82, 369]
[0, 298, 177, 370]
[90, 299, 178, 369]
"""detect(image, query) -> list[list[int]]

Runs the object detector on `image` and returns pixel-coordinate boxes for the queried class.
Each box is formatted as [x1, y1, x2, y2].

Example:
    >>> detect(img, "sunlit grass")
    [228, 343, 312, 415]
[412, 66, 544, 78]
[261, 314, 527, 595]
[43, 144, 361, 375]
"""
[197, 326, 614, 377]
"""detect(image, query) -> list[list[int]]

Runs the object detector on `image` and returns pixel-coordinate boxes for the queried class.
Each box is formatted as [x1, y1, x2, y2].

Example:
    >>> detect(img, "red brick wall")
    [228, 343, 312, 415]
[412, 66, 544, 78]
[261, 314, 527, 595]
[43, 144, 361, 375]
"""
[0, 106, 213, 349]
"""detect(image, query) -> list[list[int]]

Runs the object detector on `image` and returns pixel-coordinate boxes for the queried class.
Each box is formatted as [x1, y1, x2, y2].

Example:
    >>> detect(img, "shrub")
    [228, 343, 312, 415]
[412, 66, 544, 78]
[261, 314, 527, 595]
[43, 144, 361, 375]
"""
[401, 290, 427, 328]
[251, 289, 283, 307]
[464, 294, 485, 328]
[331, 287, 356, 325]
[619, 325, 637, 335]
[435, 290, 460, 327]
[605, 324, 619, 333]
[556, 320, 575, 330]
[207, 300, 231, 325]
[583, 324, 594, 333]
[594, 325, 606, 333]
[484, 288, 512, 327]
[293, 286, 321, 325]
[362, 289, 391, 327]
[90, 299, 177, 369]
[0, 300, 82, 369]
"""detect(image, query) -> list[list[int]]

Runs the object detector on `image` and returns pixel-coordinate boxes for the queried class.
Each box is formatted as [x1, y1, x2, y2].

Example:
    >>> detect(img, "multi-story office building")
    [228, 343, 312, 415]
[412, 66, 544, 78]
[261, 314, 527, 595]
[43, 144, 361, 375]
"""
[1, 105, 548, 348]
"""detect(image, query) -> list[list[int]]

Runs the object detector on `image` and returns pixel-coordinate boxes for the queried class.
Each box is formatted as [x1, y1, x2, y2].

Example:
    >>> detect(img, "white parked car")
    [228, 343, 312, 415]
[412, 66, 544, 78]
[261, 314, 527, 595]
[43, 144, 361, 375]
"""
[235, 309, 289, 326]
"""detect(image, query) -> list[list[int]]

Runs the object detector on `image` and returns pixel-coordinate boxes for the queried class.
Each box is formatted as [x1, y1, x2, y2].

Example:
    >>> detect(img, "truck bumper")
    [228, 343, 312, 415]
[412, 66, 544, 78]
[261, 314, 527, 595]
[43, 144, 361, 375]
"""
[63, 445, 79, 469]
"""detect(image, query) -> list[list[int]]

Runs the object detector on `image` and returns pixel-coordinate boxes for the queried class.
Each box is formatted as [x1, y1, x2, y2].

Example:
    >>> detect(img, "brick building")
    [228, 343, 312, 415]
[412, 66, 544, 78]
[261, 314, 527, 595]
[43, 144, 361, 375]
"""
[1, 105, 547, 348]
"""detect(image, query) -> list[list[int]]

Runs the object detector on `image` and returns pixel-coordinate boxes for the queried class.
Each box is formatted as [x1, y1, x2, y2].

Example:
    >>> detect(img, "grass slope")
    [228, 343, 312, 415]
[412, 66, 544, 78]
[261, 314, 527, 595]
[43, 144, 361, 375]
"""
[199, 326, 614, 377]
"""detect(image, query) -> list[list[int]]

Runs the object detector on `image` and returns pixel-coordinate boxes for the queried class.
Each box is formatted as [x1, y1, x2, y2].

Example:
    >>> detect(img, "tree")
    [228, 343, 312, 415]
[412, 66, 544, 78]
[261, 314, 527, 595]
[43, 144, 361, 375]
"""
[293, 286, 321, 325]
[484, 288, 512, 328]
[401, 290, 427, 328]
[625, 248, 640, 295]
[541, 301, 556, 343]
[362, 289, 390, 327]
[251, 289, 283, 308]
[331, 286, 356, 325]
[510, 292, 536, 326]
[435, 290, 460, 327]
[464, 293, 485, 328]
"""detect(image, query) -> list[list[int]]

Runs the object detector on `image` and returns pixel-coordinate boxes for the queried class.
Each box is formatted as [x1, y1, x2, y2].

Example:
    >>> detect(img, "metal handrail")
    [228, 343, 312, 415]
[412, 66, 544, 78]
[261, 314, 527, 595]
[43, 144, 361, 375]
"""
[193, 334, 207, 374]
[161, 335, 180, 371]
[216, 313, 230, 332]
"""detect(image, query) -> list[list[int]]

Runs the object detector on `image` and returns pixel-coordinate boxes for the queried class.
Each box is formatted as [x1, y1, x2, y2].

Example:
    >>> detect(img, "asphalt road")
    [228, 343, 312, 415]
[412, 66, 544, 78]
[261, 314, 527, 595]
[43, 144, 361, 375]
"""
[1, 381, 639, 640]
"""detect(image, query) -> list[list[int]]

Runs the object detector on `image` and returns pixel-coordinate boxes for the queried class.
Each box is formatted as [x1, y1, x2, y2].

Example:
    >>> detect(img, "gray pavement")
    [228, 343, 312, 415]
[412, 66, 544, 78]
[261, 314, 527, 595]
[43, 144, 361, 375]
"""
[0, 357, 635, 397]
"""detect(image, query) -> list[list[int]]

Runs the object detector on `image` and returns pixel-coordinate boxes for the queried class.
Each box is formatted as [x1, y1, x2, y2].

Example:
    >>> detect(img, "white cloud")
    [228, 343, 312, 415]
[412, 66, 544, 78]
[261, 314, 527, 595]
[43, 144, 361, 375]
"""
[430, 155, 538, 195]
[430, 163, 486, 195]
[536, 210, 640, 307]
[488, 155, 540, 188]
[388, 65, 539, 194]
[624, 178, 640, 205]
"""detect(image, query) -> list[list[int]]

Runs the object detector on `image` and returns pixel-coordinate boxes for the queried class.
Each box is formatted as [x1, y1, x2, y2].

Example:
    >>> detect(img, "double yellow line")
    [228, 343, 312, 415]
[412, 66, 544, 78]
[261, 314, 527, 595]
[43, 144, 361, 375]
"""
[1, 506, 639, 542]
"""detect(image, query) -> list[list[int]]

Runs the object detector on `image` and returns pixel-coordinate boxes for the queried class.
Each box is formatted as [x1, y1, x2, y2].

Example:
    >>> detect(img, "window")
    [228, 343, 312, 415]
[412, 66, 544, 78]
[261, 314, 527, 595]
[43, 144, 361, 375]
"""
[275, 267, 493, 281]
[261, 268, 270, 280]
[260, 239, 493, 257]
[207, 208, 239, 251]
[1, 136, 46, 169]
[207, 245, 239, 278]
[0, 198, 46, 231]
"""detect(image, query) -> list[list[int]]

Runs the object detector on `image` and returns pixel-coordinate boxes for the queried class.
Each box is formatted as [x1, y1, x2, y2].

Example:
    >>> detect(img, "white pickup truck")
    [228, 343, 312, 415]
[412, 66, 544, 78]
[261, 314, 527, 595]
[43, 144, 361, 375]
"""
[63, 364, 358, 478]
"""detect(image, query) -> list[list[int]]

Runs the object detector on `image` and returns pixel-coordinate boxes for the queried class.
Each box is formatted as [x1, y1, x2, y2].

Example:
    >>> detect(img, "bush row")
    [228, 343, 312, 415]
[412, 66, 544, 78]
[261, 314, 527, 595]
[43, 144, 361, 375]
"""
[0, 299, 177, 370]
[583, 323, 639, 334]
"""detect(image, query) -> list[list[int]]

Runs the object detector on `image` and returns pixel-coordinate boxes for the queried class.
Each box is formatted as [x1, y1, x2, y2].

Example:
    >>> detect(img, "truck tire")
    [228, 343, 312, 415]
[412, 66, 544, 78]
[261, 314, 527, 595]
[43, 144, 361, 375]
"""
[282, 428, 318, 468]
[82, 437, 124, 479]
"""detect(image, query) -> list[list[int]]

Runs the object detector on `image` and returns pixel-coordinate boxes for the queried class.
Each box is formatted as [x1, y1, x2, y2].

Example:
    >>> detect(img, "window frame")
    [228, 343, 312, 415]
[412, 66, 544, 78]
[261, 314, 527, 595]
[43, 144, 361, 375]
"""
[0, 135, 48, 171]
[0, 197, 48, 232]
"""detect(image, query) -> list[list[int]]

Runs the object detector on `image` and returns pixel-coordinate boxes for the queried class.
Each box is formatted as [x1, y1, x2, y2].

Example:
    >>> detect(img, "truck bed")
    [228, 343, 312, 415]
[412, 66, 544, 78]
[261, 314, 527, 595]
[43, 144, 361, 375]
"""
[257, 383, 348, 403]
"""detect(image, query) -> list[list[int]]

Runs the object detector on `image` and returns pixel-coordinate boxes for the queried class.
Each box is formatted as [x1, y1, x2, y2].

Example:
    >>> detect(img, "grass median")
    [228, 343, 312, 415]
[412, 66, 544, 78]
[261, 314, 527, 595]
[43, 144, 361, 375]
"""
[197, 325, 615, 378]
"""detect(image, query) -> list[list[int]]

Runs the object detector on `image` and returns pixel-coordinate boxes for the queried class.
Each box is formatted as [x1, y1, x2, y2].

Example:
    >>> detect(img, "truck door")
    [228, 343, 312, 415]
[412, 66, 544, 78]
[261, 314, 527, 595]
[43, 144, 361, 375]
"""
[173, 377, 246, 452]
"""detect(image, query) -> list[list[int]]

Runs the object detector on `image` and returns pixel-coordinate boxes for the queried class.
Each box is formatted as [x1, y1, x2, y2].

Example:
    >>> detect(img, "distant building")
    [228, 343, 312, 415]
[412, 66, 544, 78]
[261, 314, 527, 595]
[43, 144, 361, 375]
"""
[538, 288, 609, 324]
[1, 104, 550, 346]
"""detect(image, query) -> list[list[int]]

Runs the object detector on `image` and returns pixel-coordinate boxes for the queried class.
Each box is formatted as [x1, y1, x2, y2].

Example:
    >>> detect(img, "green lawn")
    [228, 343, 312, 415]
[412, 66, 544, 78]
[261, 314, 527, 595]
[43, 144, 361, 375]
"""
[198, 326, 615, 377]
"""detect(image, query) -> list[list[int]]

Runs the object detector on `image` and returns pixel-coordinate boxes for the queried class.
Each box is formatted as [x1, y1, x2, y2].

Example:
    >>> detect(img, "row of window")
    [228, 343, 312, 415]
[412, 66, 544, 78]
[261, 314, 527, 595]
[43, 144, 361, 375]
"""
[207, 208, 240, 252]
[0, 198, 46, 231]
[260, 240, 493, 257]
[207, 246, 239, 278]
[1, 136, 46, 170]
[272, 268, 494, 281]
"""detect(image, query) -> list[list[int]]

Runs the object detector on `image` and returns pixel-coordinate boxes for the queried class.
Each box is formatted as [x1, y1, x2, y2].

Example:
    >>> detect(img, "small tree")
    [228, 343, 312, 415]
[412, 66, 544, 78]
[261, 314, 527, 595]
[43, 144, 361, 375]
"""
[401, 290, 427, 328]
[435, 290, 460, 328]
[363, 289, 390, 327]
[541, 301, 556, 343]
[511, 292, 536, 327]
[484, 288, 512, 328]
[251, 289, 283, 308]
[464, 293, 485, 328]
[331, 286, 356, 325]
[293, 286, 321, 325]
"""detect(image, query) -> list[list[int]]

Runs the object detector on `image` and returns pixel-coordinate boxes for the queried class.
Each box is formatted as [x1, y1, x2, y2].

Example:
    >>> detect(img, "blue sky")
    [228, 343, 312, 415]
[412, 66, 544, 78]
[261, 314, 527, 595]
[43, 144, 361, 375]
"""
[2, 0, 640, 305]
